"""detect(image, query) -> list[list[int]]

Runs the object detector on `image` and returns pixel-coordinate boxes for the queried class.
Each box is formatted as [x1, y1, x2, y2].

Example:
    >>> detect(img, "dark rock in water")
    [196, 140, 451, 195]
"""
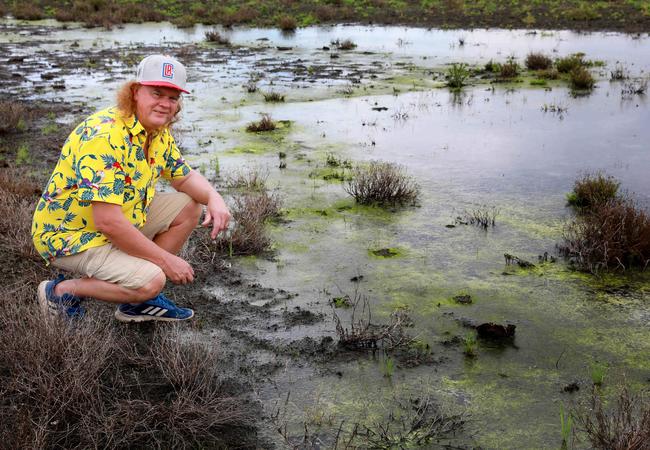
[322, 46, 330, 51]
[453, 294, 472, 304]
[372, 248, 398, 257]
[350, 275, 364, 282]
[445, 224, 456, 228]
[276, 46, 293, 51]
[563, 381, 580, 393]
[371, 106, 388, 111]
[476, 322, 516, 339]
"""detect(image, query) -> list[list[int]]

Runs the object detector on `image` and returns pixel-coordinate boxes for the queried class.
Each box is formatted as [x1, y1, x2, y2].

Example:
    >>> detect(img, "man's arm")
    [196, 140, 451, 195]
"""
[171, 170, 231, 239]
[92, 202, 194, 284]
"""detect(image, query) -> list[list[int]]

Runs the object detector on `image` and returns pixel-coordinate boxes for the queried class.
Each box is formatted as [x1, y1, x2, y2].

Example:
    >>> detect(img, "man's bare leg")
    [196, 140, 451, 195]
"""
[153, 199, 203, 254]
[49, 200, 201, 303]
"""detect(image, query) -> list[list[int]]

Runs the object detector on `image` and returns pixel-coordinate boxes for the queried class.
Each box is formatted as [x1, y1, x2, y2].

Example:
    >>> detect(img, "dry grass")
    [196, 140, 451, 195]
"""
[192, 189, 282, 261]
[0, 287, 257, 449]
[225, 166, 269, 192]
[345, 161, 419, 206]
[556, 54, 584, 73]
[246, 114, 276, 132]
[12, 2, 45, 19]
[499, 59, 519, 78]
[0, 101, 28, 134]
[560, 196, 650, 273]
[262, 91, 285, 102]
[576, 387, 650, 450]
[278, 15, 297, 31]
[525, 52, 552, 70]
[204, 30, 230, 45]
[0, 168, 43, 262]
[333, 291, 415, 351]
[332, 38, 357, 50]
[566, 171, 620, 210]
[570, 66, 595, 90]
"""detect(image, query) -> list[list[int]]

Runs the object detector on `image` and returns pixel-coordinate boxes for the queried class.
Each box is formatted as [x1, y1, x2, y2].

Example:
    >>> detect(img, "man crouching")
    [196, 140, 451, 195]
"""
[31, 54, 230, 322]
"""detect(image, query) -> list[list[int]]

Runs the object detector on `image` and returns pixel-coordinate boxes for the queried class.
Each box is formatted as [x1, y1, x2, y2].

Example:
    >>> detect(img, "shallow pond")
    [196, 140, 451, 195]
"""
[3, 19, 650, 448]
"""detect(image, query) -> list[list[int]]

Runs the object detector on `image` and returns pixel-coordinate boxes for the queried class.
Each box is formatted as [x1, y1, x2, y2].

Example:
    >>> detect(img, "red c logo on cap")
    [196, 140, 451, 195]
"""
[162, 63, 174, 79]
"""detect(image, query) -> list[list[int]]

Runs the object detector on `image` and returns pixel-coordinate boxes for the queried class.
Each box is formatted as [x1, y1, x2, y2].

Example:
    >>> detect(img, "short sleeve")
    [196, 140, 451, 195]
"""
[74, 133, 125, 205]
[161, 134, 192, 181]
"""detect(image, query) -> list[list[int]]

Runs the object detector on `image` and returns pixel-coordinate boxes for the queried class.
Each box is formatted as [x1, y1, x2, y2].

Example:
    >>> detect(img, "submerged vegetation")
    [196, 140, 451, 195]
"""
[345, 161, 419, 206]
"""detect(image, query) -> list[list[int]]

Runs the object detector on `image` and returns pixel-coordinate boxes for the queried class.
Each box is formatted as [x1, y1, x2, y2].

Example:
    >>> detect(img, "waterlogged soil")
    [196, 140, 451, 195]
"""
[3, 19, 650, 449]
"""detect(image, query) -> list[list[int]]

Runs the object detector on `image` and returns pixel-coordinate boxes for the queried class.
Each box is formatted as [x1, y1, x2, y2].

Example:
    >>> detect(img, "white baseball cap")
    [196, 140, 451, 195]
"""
[135, 54, 190, 94]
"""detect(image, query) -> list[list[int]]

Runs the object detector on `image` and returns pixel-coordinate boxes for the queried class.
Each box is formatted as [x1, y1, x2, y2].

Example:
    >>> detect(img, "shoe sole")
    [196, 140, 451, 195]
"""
[114, 309, 194, 323]
[37, 280, 57, 318]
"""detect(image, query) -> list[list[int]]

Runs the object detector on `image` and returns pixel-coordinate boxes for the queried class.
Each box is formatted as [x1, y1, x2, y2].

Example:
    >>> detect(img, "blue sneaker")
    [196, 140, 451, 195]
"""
[37, 275, 85, 319]
[114, 294, 194, 322]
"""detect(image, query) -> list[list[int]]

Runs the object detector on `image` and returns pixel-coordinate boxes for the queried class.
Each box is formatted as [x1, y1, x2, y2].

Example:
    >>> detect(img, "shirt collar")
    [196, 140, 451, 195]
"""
[125, 114, 146, 137]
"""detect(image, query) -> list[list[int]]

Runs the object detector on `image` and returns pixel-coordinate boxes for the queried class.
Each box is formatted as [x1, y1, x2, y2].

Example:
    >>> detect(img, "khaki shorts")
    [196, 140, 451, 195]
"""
[51, 192, 193, 290]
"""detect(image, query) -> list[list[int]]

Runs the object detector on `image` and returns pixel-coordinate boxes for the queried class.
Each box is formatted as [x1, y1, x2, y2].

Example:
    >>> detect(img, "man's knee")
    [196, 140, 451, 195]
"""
[185, 199, 203, 223]
[133, 269, 165, 301]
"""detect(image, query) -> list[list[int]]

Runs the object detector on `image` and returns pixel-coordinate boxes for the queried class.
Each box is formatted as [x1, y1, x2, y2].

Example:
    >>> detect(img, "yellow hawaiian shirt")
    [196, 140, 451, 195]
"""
[32, 106, 191, 263]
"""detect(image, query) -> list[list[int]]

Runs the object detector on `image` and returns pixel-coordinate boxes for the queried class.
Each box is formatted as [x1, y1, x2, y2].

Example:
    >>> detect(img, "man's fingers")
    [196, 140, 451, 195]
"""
[202, 211, 212, 226]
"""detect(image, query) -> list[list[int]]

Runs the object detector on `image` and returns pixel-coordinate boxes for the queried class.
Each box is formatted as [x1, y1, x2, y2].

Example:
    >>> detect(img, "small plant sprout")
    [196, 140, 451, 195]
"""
[463, 332, 477, 357]
[382, 355, 395, 378]
[590, 361, 608, 386]
[560, 404, 573, 449]
[210, 155, 220, 179]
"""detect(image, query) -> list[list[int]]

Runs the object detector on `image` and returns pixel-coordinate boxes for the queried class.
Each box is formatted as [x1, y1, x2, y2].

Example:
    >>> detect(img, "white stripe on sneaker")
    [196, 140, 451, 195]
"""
[148, 307, 161, 315]
[154, 309, 168, 317]
[142, 306, 154, 314]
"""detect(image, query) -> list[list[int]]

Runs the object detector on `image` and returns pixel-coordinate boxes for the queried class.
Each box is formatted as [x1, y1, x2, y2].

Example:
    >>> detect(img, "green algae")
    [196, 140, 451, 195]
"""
[368, 246, 406, 259]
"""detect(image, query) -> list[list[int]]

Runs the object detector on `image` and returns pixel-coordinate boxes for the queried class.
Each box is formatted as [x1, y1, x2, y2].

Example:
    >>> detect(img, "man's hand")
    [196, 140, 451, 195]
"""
[202, 196, 231, 240]
[161, 253, 194, 284]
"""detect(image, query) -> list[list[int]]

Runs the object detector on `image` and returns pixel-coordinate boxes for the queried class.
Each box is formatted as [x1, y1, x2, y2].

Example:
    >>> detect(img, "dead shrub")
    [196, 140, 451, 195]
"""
[12, 3, 45, 20]
[566, 171, 620, 210]
[205, 30, 230, 45]
[192, 190, 281, 261]
[560, 196, 650, 273]
[262, 91, 285, 102]
[556, 54, 584, 73]
[525, 52, 552, 70]
[246, 114, 276, 132]
[333, 290, 415, 351]
[0, 288, 258, 449]
[315, 5, 336, 21]
[226, 167, 269, 192]
[345, 161, 419, 206]
[278, 15, 297, 31]
[499, 59, 519, 78]
[570, 66, 595, 90]
[538, 68, 559, 80]
[0, 101, 28, 134]
[332, 38, 357, 50]
[456, 206, 499, 229]
[575, 387, 650, 450]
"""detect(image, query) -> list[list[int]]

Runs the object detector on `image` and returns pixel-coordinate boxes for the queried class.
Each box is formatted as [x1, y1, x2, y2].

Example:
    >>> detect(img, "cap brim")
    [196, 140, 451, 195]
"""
[139, 81, 190, 94]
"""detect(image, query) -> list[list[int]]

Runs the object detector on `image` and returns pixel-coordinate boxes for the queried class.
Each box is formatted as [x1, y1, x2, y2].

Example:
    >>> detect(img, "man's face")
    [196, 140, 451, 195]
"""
[134, 85, 181, 132]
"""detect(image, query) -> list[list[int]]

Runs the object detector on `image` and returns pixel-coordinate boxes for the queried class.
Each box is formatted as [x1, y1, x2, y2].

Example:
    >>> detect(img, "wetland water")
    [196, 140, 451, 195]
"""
[3, 19, 650, 448]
